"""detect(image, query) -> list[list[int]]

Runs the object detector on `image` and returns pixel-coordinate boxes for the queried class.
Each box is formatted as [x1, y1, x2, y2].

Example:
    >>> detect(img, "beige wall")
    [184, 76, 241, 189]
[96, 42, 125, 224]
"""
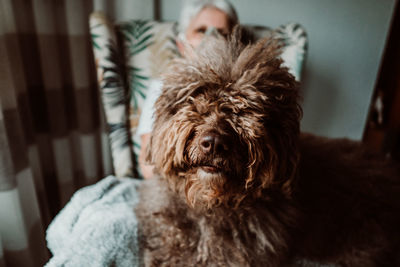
[94, 0, 155, 22]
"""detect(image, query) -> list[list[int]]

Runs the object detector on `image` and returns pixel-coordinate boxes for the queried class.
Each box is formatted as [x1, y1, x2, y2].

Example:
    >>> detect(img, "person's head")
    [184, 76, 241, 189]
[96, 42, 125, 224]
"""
[177, 0, 238, 53]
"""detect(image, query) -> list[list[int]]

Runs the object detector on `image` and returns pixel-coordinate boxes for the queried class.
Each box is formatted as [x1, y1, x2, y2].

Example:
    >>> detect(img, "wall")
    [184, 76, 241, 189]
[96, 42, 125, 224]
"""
[94, 0, 154, 22]
[161, 0, 396, 140]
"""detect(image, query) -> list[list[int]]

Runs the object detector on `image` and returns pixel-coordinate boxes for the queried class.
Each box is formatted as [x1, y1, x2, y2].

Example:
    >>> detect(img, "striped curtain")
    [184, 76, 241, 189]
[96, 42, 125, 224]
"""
[0, 0, 154, 266]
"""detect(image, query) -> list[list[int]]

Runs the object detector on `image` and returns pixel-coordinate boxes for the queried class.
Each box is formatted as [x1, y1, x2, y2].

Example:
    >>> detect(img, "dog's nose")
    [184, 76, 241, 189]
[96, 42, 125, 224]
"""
[199, 132, 228, 155]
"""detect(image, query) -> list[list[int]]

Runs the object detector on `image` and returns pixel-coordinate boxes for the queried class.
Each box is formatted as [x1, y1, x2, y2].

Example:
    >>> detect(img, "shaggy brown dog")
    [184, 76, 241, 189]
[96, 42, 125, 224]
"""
[135, 29, 400, 267]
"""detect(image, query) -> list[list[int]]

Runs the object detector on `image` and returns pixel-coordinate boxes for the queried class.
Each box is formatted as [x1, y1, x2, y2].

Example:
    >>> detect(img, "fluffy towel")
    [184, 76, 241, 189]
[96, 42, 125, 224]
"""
[45, 176, 142, 267]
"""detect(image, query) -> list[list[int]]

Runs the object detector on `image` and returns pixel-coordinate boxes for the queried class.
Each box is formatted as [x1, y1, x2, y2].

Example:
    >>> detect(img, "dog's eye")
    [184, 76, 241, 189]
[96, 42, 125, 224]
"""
[191, 86, 206, 98]
[219, 105, 232, 114]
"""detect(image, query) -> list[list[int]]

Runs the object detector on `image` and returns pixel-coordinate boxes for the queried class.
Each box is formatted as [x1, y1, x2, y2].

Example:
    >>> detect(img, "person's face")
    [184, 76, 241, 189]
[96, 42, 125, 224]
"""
[184, 6, 231, 49]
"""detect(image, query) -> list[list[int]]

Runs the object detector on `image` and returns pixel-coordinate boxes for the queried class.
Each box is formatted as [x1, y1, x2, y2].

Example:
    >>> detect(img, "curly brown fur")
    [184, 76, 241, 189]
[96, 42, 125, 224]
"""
[135, 28, 400, 267]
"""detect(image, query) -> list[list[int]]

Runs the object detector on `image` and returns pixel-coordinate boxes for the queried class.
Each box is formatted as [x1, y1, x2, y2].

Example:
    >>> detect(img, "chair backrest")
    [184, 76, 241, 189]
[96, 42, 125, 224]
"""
[89, 11, 307, 178]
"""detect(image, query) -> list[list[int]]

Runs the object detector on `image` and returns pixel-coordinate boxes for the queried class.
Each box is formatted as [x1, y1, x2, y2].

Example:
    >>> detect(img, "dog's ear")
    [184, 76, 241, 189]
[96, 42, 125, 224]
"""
[262, 137, 300, 197]
[244, 133, 299, 199]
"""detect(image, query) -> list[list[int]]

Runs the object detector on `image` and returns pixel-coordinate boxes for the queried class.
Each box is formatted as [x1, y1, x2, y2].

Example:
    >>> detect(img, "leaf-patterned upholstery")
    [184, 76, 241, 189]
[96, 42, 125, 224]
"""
[91, 12, 135, 178]
[89, 11, 307, 178]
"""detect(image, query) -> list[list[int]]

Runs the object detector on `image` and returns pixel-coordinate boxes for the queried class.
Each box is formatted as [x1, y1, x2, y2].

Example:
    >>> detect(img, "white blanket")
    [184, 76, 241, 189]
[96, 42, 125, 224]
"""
[45, 176, 142, 267]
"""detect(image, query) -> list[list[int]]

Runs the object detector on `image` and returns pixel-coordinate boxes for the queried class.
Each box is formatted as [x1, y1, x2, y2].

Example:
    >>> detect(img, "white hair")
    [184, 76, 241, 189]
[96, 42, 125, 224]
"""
[178, 0, 239, 35]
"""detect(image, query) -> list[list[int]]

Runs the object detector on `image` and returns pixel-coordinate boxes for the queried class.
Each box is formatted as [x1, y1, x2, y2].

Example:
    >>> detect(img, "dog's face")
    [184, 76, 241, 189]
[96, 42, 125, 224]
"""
[148, 30, 301, 209]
